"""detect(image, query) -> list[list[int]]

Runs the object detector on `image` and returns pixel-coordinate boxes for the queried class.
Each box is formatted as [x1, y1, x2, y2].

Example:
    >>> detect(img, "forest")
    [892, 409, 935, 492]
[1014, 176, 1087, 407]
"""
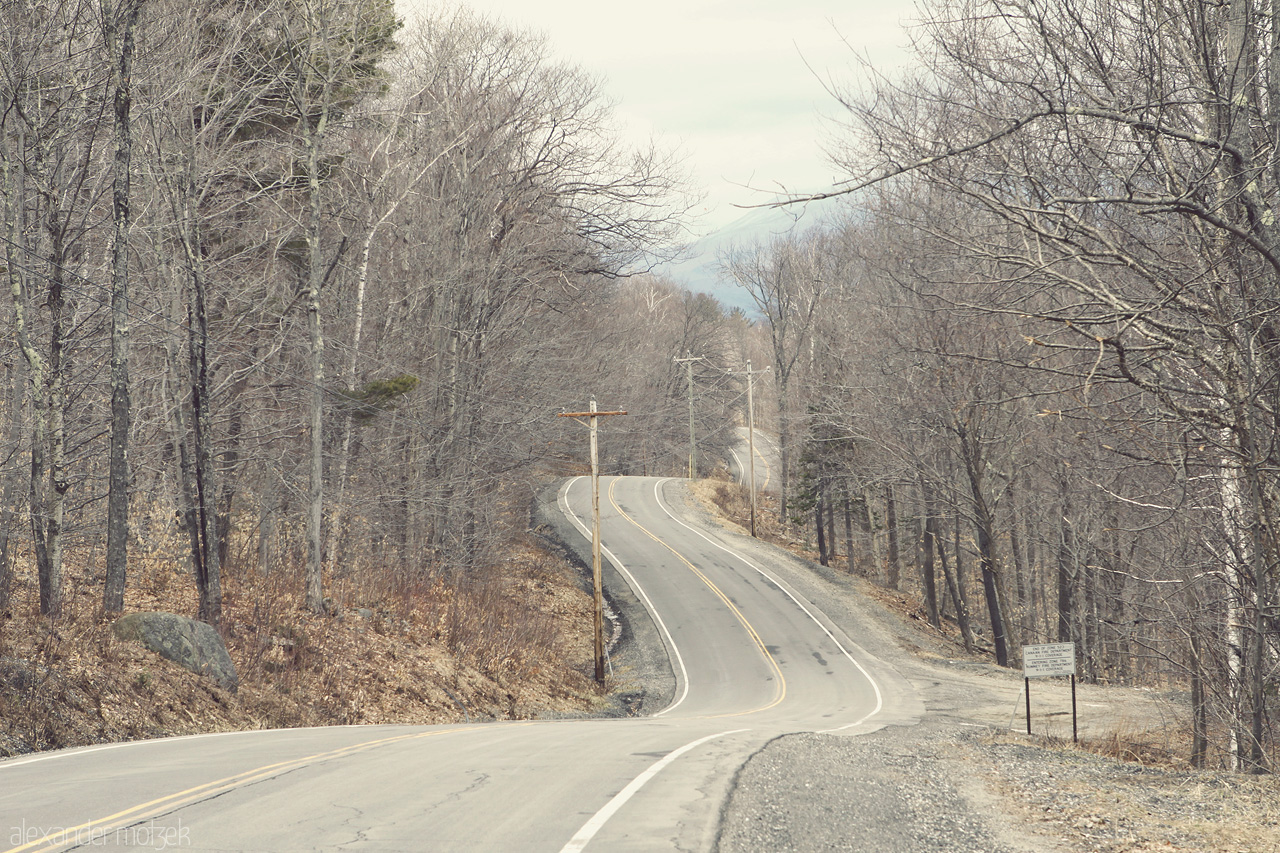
[720, 0, 1280, 772]
[0, 0, 746, 713]
[2, 0, 1278, 773]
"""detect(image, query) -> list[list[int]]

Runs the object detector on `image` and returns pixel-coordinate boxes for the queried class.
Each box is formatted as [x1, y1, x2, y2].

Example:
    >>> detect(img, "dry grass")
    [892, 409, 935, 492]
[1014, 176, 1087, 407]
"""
[0, 530, 607, 756]
[691, 471, 1280, 851]
[973, 729, 1280, 853]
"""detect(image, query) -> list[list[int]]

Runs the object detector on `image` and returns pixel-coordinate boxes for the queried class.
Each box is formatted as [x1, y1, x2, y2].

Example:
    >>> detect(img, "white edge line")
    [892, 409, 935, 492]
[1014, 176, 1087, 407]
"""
[557, 477, 691, 717]
[557, 728, 747, 853]
[0, 731, 242, 770]
[0, 723, 388, 771]
[727, 447, 744, 479]
[650, 478, 886, 733]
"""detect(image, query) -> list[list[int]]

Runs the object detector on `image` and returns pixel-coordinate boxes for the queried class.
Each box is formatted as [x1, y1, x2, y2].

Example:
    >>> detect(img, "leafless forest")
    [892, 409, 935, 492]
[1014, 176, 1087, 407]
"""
[2, 0, 1278, 773]
[0, 1, 743, 666]
[719, 0, 1280, 772]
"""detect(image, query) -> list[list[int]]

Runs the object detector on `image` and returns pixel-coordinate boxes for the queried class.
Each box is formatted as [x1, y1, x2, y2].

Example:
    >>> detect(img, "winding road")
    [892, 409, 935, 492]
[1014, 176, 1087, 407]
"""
[1, 476, 914, 852]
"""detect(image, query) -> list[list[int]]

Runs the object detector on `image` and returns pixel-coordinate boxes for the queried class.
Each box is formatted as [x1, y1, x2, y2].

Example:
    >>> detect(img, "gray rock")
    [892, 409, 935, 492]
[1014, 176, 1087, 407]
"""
[112, 612, 238, 693]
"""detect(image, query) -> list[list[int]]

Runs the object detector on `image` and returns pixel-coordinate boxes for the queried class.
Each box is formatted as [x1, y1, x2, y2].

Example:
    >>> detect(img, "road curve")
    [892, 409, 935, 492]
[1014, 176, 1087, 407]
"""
[727, 427, 778, 494]
[0, 476, 913, 852]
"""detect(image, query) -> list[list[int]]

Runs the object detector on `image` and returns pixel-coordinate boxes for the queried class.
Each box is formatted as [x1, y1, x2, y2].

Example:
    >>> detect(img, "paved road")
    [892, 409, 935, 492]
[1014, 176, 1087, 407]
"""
[727, 427, 778, 494]
[0, 476, 913, 852]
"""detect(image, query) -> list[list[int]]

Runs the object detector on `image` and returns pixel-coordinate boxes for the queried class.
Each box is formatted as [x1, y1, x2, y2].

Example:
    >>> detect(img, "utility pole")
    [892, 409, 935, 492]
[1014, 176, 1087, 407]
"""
[558, 398, 627, 683]
[674, 353, 703, 478]
[741, 360, 769, 538]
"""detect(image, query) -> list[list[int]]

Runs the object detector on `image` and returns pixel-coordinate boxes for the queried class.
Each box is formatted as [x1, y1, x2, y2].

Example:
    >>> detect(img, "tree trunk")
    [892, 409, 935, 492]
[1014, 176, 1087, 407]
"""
[843, 490, 855, 574]
[328, 213, 376, 578]
[815, 484, 828, 567]
[1057, 474, 1075, 645]
[957, 423, 1008, 666]
[102, 0, 142, 613]
[172, 179, 221, 626]
[825, 479, 837, 563]
[1008, 479, 1030, 645]
[934, 513, 974, 652]
[303, 99, 330, 614]
[0, 364, 16, 616]
[976, 520, 1010, 667]
[859, 488, 880, 577]
[1190, 634, 1208, 769]
[188, 262, 222, 625]
[919, 476, 940, 629]
[36, 215, 69, 619]
[885, 482, 900, 589]
[1082, 556, 1099, 681]
[2, 129, 33, 619]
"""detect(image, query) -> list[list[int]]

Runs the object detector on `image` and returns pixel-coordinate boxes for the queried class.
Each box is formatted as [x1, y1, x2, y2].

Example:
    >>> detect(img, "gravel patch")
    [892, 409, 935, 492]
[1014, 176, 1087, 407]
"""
[717, 726, 1026, 853]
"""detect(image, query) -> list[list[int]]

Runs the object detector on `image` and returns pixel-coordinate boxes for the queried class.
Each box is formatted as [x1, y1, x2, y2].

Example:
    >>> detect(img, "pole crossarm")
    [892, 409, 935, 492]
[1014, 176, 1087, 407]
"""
[674, 353, 703, 479]
[557, 399, 627, 684]
[558, 410, 628, 419]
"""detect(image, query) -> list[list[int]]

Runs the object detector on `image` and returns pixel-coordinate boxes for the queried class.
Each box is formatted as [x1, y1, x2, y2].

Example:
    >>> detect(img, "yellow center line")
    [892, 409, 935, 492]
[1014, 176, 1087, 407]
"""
[606, 478, 785, 717]
[7, 724, 503, 853]
[753, 439, 771, 492]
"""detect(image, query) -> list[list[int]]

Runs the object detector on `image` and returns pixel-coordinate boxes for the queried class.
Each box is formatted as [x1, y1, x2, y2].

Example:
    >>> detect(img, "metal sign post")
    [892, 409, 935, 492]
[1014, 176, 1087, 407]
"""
[1022, 642, 1078, 743]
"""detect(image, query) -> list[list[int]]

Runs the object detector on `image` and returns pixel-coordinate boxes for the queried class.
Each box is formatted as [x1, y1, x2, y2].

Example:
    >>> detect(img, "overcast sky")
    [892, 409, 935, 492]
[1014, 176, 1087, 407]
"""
[398, 1, 921, 235]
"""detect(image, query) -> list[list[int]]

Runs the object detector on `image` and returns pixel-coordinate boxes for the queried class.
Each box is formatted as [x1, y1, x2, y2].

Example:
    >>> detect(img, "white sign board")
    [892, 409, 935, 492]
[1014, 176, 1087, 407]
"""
[1023, 642, 1076, 677]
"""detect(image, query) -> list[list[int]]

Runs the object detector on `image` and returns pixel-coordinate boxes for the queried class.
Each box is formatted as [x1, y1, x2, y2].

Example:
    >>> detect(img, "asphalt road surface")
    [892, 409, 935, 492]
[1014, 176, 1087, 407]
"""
[727, 427, 778, 494]
[0, 476, 916, 852]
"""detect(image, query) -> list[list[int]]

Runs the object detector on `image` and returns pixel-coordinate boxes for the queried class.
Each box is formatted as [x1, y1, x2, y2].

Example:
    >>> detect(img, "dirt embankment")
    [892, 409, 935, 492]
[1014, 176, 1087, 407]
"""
[0, 532, 608, 757]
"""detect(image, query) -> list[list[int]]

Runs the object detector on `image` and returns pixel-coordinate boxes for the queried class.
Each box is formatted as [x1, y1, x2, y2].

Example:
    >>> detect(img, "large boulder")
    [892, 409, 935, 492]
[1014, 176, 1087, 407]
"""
[112, 612, 238, 693]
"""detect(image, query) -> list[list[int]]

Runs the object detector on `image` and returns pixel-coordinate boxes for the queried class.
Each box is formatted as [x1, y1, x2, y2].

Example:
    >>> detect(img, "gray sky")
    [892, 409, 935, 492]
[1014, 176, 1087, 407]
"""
[399, 1, 921, 235]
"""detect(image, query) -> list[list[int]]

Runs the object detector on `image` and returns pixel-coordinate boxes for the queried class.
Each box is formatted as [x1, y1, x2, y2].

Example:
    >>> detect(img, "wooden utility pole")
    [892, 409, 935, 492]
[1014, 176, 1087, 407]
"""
[558, 398, 627, 683]
[674, 353, 702, 478]
[742, 360, 769, 537]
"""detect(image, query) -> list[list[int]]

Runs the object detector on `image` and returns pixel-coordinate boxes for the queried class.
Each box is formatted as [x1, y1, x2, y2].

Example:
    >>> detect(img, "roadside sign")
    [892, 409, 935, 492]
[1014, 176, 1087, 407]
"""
[1023, 642, 1076, 677]
[1021, 642, 1078, 742]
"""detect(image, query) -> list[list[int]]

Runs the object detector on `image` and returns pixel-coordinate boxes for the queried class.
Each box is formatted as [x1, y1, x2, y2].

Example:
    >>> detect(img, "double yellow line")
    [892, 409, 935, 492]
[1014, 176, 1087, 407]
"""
[607, 479, 785, 717]
[5, 726, 489, 853]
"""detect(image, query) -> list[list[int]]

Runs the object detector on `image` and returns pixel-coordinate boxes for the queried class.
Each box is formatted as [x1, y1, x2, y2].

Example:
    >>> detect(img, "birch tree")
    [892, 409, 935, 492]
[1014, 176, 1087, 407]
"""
[273, 0, 398, 613]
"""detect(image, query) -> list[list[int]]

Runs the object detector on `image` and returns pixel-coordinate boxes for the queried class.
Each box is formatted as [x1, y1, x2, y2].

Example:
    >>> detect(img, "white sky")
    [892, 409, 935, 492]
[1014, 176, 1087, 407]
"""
[398, 0, 922, 235]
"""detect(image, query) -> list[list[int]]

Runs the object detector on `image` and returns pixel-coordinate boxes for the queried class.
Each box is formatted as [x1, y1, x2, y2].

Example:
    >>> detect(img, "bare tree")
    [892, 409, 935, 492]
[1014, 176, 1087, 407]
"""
[272, 0, 399, 612]
[1, 0, 109, 618]
[720, 230, 823, 524]
[806, 0, 1280, 767]
[100, 0, 142, 613]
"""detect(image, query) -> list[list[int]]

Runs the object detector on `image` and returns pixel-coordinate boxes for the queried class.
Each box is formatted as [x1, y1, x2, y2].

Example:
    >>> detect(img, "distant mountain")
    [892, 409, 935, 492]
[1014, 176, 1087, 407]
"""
[656, 204, 820, 314]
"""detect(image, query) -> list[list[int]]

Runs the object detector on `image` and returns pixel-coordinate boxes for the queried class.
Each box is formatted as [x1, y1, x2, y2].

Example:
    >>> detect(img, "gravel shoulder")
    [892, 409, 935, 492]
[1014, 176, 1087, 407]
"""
[653, 480, 1280, 853]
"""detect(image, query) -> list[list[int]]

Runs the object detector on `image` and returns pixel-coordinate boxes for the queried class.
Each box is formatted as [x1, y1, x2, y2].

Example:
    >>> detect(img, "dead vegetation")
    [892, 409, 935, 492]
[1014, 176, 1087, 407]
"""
[0, 532, 606, 757]
[693, 470, 1280, 852]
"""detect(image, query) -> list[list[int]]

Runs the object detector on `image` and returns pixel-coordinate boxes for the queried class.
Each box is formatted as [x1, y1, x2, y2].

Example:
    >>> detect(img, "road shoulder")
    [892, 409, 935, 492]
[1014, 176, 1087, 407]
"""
[660, 479, 1279, 853]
